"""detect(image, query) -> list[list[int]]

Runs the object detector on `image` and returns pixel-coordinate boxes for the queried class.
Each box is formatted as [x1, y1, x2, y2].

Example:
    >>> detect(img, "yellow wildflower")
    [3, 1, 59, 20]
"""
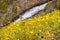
[5, 34, 8, 36]
[17, 39, 20, 40]
[45, 14, 50, 20]
[39, 30, 42, 32]
[18, 28, 21, 31]
[30, 31, 34, 34]
[12, 30, 17, 32]
[7, 27, 12, 30]
[58, 20, 60, 23]
[16, 24, 19, 27]
[5, 37, 9, 40]
[51, 38, 55, 40]
[58, 16, 60, 19]
[42, 18, 45, 21]
[45, 22, 48, 24]
[45, 31, 50, 36]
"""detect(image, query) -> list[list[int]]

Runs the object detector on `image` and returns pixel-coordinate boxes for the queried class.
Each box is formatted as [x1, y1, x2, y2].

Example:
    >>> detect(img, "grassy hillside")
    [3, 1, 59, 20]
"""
[0, 0, 53, 27]
[0, 0, 8, 13]
[0, 9, 60, 40]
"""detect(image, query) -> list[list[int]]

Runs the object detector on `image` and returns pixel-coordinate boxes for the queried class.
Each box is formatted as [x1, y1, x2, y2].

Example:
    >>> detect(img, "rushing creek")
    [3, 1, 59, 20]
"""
[15, 3, 47, 22]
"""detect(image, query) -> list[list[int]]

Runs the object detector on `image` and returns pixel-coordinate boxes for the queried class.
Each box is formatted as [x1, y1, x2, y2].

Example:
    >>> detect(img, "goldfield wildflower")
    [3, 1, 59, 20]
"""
[26, 31, 29, 34]
[17, 39, 20, 40]
[13, 22, 16, 25]
[30, 31, 34, 34]
[45, 14, 50, 20]
[45, 21, 48, 24]
[58, 20, 60, 23]
[12, 30, 17, 32]
[5, 37, 9, 40]
[7, 27, 12, 30]
[58, 16, 60, 19]
[4, 34, 8, 36]
[18, 28, 21, 31]
[16, 24, 20, 27]
[39, 30, 42, 32]
[45, 31, 50, 36]
[51, 38, 55, 40]
[42, 18, 45, 21]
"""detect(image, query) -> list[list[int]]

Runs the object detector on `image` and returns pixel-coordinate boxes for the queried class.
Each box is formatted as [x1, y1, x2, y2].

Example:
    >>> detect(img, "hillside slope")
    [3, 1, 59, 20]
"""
[0, 0, 58, 27]
[0, 9, 60, 40]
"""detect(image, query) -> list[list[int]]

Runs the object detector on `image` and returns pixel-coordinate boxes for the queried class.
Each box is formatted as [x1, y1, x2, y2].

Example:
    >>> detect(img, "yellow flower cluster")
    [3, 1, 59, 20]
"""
[45, 31, 50, 36]
[0, 9, 60, 40]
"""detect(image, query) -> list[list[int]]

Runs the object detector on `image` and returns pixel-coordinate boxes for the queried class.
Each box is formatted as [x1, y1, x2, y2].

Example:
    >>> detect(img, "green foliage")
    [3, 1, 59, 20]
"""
[12, 6, 17, 13]
[57, 0, 60, 10]
[44, 1, 51, 11]
[0, 0, 8, 13]
[3, 16, 10, 26]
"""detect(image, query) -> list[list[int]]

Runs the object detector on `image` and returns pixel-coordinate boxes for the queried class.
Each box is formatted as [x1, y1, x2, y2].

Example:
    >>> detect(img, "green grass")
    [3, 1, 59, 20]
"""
[0, 0, 8, 13]
[12, 6, 17, 13]
[0, 0, 17, 13]
[0, 9, 60, 40]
